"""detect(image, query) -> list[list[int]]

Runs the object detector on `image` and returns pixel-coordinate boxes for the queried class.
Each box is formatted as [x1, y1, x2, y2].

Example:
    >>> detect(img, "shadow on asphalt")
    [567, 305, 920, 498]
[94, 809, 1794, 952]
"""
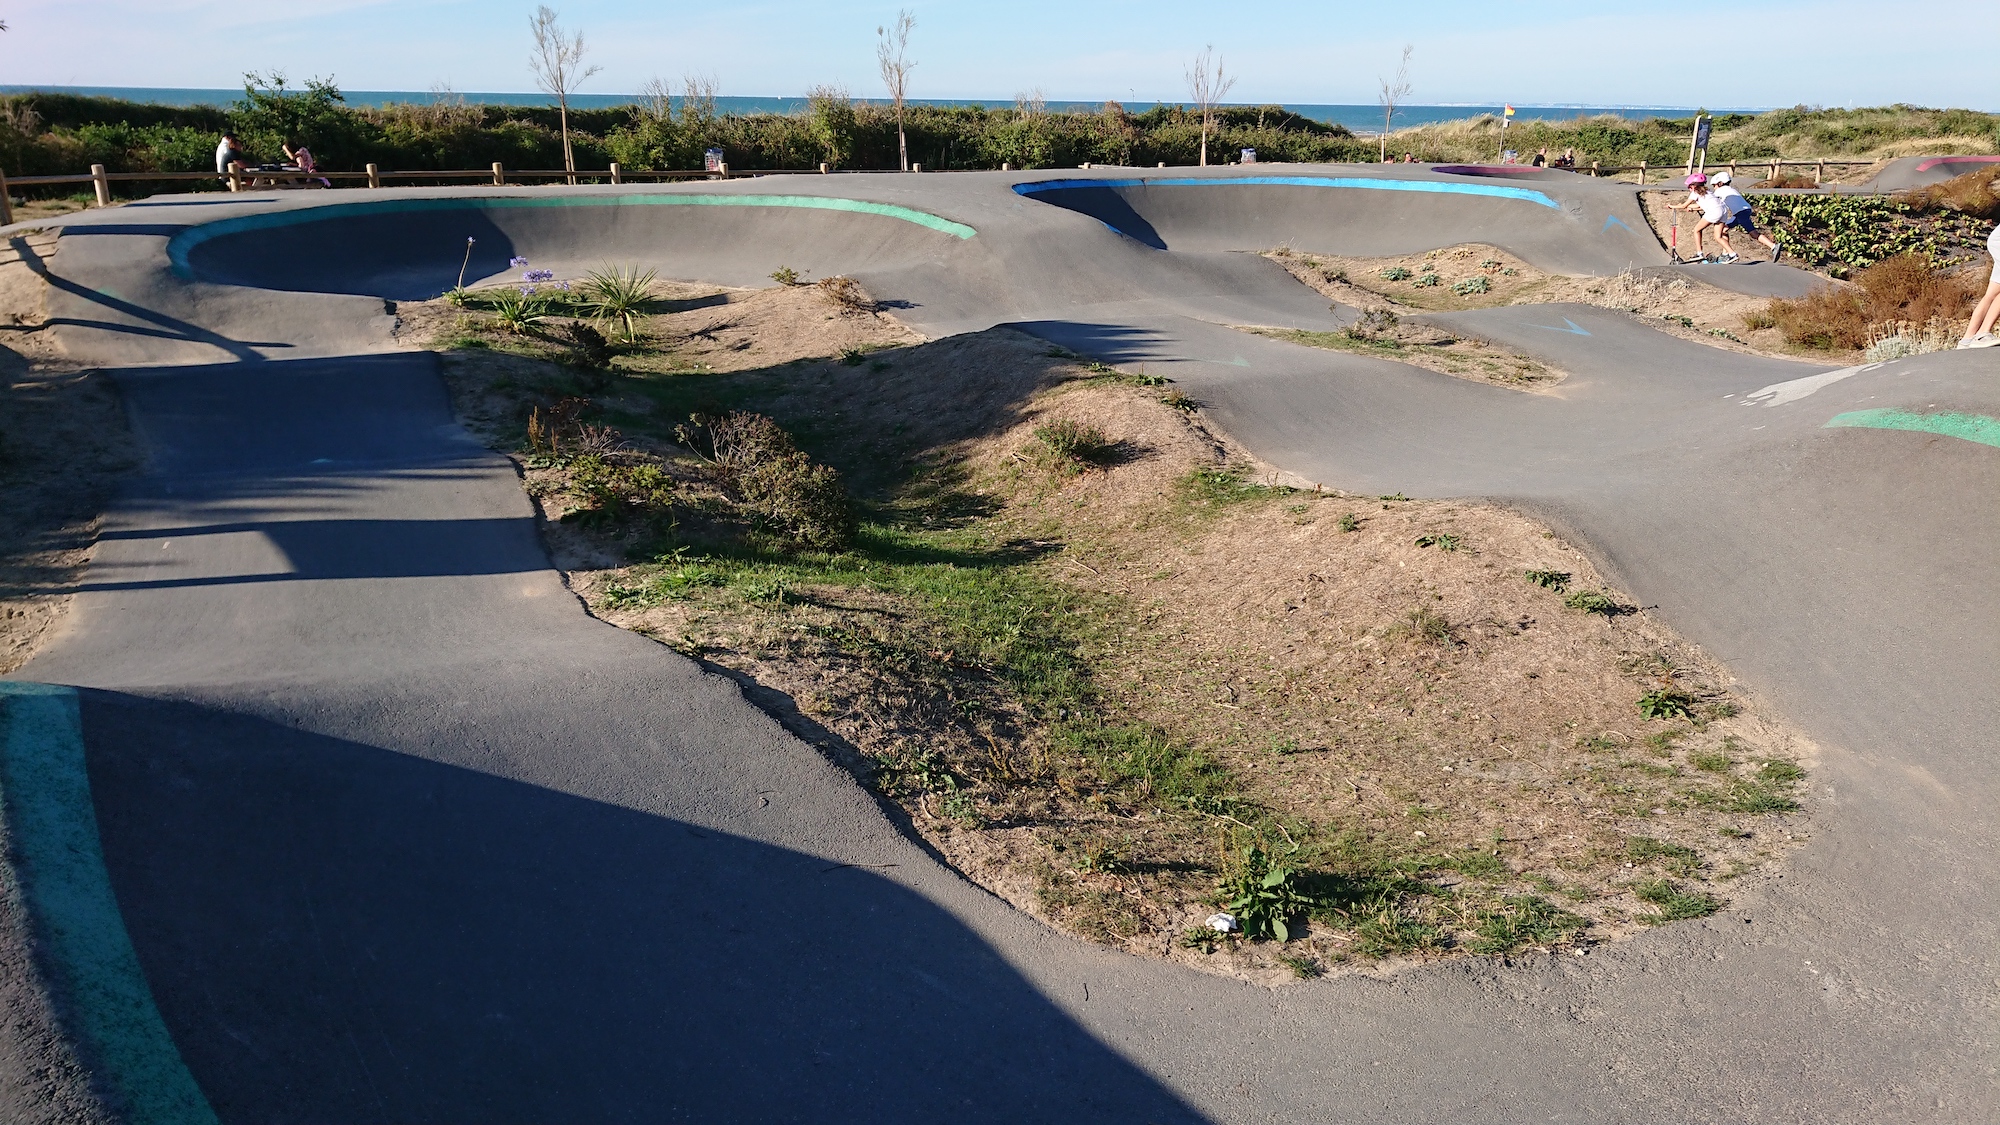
[77, 690, 1206, 1124]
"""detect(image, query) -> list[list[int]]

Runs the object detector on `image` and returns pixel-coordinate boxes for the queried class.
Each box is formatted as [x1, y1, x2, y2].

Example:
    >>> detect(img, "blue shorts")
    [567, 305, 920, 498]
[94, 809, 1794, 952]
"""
[1722, 210, 1759, 234]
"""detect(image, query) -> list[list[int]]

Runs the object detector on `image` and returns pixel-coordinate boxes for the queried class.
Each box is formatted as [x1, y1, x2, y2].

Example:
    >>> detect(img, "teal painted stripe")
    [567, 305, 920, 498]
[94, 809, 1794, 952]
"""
[0, 682, 216, 1125]
[1824, 408, 2000, 449]
[167, 191, 976, 274]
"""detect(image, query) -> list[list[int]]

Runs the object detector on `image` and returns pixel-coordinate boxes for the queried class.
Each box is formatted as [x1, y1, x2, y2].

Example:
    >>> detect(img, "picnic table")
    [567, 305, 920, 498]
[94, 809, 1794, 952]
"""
[227, 162, 329, 190]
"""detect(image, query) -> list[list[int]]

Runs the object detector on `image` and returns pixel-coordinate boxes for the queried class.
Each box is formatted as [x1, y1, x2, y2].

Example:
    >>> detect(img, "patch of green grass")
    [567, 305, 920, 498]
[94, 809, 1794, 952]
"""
[1632, 879, 1723, 922]
[1277, 950, 1324, 978]
[1401, 607, 1456, 646]
[1691, 750, 1733, 773]
[1758, 760, 1805, 784]
[1027, 418, 1116, 474]
[1470, 895, 1587, 953]
[1702, 781, 1801, 815]
[1626, 835, 1702, 877]
[1637, 689, 1696, 721]
[1563, 590, 1626, 616]
[1446, 850, 1511, 880]
[1175, 464, 1290, 513]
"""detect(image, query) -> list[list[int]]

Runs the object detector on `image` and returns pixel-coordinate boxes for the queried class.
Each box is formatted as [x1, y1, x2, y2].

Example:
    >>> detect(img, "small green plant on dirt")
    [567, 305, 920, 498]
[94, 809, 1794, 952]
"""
[838, 345, 869, 366]
[1632, 878, 1722, 922]
[1336, 512, 1362, 532]
[1412, 271, 1441, 288]
[1626, 835, 1702, 877]
[1179, 925, 1230, 953]
[1177, 464, 1287, 511]
[1451, 275, 1491, 296]
[1379, 492, 1409, 502]
[1380, 266, 1413, 281]
[1413, 532, 1463, 551]
[1161, 389, 1198, 412]
[1691, 750, 1733, 773]
[1027, 418, 1116, 474]
[1637, 688, 1696, 721]
[1524, 569, 1571, 591]
[580, 264, 660, 341]
[1470, 895, 1587, 953]
[1218, 847, 1309, 942]
[1758, 760, 1805, 784]
[1563, 590, 1624, 616]
[1661, 313, 1695, 329]
[769, 266, 802, 286]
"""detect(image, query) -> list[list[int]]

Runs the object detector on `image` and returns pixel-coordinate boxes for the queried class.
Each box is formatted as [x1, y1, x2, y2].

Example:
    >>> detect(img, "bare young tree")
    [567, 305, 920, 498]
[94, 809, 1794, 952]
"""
[528, 5, 600, 181]
[1184, 46, 1236, 167]
[679, 74, 719, 127]
[1014, 87, 1047, 119]
[639, 77, 673, 122]
[876, 10, 917, 171]
[1377, 44, 1413, 163]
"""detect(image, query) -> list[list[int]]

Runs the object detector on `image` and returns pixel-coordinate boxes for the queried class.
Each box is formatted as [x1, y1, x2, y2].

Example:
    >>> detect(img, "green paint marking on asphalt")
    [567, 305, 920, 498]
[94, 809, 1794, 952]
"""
[166, 190, 977, 275]
[1824, 409, 2000, 449]
[0, 682, 217, 1125]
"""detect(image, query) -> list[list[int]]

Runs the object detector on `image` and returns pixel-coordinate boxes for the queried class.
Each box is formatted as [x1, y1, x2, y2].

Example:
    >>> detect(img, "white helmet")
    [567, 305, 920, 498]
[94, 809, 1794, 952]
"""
[1709, 171, 1732, 185]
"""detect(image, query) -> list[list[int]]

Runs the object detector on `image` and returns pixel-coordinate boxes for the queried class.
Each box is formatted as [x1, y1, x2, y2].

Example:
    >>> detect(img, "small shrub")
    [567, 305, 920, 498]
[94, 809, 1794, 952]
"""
[1336, 512, 1361, 532]
[1346, 308, 1400, 339]
[1637, 689, 1696, 720]
[1524, 569, 1571, 591]
[1179, 926, 1228, 953]
[1413, 532, 1463, 551]
[1765, 252, 1979, 351]
[816, 275, 874, 312]
[1161, 389, 1198, 412]
[838, 345, 868, 366]
[677, 411, 853, 549]
[1451, 275, 1491, 296]
[555, 319, 614, 368]
[489, 286, 557, 334]
[769, 265, 802, 286]
[1411, 272, 1441, 288]
[580, 264, 659, 340]
[1632, 879, 1722, 922]
[1897, 165, 2000, 221]
[1380, 266, 1413, 281]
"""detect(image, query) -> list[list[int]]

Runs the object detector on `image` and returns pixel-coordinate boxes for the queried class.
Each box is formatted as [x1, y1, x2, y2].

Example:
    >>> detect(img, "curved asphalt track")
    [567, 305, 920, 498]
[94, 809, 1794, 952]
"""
[4, 165, 1996, 1122]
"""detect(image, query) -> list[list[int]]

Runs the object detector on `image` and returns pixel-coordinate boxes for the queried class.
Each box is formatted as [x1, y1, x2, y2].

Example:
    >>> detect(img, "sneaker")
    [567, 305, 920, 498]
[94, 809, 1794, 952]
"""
[1970, 334, 2000, 349]
[1767, 243, 1782, 264]
[1717, 252, 1740, 264]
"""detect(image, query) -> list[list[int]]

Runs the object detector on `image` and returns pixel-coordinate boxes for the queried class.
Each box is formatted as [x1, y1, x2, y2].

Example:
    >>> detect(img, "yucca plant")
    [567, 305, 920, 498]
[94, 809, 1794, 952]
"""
[489, 286, 555, 335]
[580, 264, 659, 340]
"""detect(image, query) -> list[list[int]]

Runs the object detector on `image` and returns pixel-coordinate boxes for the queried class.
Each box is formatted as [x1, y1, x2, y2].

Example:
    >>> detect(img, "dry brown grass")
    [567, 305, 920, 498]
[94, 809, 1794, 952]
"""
[1764, 252, 1983, 351]
[1898, 165, 2000, 221]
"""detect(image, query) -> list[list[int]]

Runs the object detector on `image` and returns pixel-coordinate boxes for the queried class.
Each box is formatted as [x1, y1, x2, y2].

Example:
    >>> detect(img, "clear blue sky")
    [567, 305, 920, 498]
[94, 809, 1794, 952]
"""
[6, 0, 1992, 110]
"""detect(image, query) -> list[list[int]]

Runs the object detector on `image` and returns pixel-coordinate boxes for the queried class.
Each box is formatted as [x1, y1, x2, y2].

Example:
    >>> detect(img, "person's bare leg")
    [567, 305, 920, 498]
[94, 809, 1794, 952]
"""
[1965, 284, 2000, 341]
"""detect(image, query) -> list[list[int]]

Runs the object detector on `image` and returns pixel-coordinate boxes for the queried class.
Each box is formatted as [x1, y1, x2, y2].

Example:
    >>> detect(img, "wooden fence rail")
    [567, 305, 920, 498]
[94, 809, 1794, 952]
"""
[1582, 157, 1881, 186]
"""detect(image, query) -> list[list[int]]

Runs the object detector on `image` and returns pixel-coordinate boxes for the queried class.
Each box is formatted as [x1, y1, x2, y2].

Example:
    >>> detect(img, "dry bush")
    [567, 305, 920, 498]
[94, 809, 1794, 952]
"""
[1752, 173, 1817, 189]
[1764, 252, 1981, 350]
[816, 275, 875, 313]
[1899, 166, 2000, 221]
[677, 411, 852, 548]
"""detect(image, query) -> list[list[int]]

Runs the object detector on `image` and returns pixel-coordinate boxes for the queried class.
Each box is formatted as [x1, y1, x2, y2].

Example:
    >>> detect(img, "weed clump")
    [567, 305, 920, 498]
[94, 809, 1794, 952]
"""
[1637, 688, 1696, 720]
[1469, 895, 1587, 953]
[1026, 418, 1116, 475]
[1563, 590, 1626, 616]
[1218, 846, 1309, 941]
[1632, 879, 1722, 922]
[1524, 569, 1571, 591]
[816, 275, 875, 313]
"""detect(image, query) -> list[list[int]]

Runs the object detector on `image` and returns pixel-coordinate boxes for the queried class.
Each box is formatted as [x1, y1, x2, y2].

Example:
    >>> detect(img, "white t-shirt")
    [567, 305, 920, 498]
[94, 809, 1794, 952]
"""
[1687, 190, 1727, 223]
[1712, 184, 1751, 215]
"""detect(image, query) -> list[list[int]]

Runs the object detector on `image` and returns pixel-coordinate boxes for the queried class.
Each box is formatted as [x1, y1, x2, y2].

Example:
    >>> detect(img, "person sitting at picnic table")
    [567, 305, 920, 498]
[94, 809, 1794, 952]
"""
[214, 131, 244, 179]
[1552, 148, 1577, 170]
[282, 140, 331, 188]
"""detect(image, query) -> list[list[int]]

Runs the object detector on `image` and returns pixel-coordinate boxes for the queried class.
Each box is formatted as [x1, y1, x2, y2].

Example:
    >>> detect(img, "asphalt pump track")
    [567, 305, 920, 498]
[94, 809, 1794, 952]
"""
[2, 166, 1995, 1122]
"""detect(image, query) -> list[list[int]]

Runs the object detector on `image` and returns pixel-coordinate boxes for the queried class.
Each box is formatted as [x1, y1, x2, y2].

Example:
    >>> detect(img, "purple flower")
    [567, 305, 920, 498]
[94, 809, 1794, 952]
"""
[554, 280, 572, 292]
[520, 285, 537, 296]
[467, 237, 477, 245]
[523, 269, 555, 284]
[509, 256, 530, 268]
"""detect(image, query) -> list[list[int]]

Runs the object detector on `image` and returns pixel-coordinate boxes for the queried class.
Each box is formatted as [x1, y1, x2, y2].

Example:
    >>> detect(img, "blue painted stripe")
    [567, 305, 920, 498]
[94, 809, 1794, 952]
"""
[166, 191, 977, 275]
[1011, 175, 1563, 210]
[0, 682, 217, 1125]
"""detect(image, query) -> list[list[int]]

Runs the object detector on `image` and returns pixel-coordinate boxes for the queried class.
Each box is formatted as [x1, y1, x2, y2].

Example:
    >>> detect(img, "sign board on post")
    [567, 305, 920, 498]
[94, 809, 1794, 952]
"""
[1686, 115, 1711, 173]
[1240, 148, 1256, 164]
[704, 148, 725, 172]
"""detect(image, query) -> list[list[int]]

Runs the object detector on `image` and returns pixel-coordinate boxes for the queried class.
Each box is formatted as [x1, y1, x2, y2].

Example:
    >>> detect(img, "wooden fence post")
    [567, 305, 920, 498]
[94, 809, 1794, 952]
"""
[0, 169, 12, 227]
[1637, 161, 1646, 185]
[1589, 160, 1599, 177]
[609, 162, 622, 184]
[1769, 161, 1778, 183]
[366, 163, 381, 189]
[1815, 160, 1824, 185]
[227, 161, 243, 192]
[717, 162, 728, 177]
[492, 162, 504, 186]
[91, 164, 111, 207]
[820, 162, 830, 174]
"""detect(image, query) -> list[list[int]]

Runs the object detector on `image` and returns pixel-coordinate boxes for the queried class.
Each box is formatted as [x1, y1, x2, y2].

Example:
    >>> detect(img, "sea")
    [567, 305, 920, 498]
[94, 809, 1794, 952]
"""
[0, 86, 1737, 134]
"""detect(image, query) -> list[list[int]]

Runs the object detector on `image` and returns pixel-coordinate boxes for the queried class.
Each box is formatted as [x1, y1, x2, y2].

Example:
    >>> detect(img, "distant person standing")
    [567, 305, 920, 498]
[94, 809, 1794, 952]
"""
[1957, 222, 2000, 348]
[214, 131, 243, 175]
[1531, 147, 1548, 167]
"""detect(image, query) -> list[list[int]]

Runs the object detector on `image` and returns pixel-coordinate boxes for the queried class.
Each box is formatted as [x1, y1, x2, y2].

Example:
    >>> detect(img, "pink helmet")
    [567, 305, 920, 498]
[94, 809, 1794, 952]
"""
[1684, 173, 1708, 186]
